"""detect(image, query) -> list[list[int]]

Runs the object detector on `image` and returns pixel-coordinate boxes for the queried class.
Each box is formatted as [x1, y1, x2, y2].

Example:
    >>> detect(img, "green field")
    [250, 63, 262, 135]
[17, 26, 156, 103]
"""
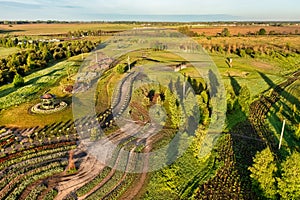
[0, 47, 19, 58]
[0, 23, 135, 36]
[0, 55, 86, 127]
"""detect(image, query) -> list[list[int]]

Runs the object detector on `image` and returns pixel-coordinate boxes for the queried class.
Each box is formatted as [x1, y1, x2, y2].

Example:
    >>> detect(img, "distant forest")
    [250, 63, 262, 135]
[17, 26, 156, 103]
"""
[1, 20, 300, 26]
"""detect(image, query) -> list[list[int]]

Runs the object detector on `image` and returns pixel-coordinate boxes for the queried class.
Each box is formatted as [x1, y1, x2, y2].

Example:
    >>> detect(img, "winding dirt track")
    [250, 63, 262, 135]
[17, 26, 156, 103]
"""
[25, 70, 173, 200]
[54, 154, 105, 200]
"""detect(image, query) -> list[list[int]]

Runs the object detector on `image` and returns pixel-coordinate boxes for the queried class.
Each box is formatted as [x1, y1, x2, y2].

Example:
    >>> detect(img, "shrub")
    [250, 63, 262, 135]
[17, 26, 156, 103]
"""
[221, 28, 230, 37]
[116, 64, 127, 74]
[13, 73, 24, 87]
[258, 28, 267, 35]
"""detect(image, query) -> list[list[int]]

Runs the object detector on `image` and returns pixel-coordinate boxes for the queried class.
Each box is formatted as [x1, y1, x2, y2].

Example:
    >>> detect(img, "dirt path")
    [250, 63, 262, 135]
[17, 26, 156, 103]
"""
[112, 71, 139, 115]
[119, 138, 152, 200]
[78, 150, 123, 200]
[54, 153, 105, 200]
[118, 123, 168, 200]
[249, 69, 300, 152]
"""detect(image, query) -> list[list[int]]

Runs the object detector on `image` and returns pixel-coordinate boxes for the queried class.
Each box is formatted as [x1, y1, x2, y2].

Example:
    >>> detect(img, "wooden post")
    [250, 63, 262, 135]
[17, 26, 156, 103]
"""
[279, 120, 286, 150]
[183, 82, 186, 97]
[183, 74, 186, 96]
[128, 56, 131, 72]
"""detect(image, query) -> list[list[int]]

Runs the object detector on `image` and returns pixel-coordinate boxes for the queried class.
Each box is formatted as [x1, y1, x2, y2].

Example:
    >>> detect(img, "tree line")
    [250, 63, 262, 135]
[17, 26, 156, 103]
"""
[201, 42, 300, 57]
[0, 39, 100, 86]
[249, 147, 300, 199]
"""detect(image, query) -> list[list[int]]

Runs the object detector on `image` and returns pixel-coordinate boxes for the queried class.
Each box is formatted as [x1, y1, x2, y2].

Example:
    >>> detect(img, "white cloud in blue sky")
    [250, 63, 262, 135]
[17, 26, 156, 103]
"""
[0, 0, 299, 21]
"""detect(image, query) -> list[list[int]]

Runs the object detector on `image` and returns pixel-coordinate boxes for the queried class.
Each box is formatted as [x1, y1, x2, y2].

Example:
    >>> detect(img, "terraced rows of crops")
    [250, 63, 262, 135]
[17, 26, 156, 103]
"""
[0, 70, 154, 200]
[193, 70, 300, 199]
[0, 122, 77, 200]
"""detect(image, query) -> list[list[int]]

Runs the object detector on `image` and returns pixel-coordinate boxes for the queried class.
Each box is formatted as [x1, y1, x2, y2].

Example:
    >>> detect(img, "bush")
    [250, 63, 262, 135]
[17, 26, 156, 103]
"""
[13, 73, 24, 87]
[258, 28, 267, 35]
[116, 64, 127, 74]
[221, 28, 230, 37]
[236, 49, 246, 57]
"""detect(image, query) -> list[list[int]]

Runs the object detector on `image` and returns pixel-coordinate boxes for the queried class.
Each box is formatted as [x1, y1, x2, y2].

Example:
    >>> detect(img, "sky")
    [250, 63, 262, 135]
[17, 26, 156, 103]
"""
[0, 0, 299, 21]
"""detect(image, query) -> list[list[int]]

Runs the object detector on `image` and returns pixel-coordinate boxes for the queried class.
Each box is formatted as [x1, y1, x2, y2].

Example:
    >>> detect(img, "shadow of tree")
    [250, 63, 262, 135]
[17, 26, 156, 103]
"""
[0, 29, 24, 34]
[258, 71, 300, 107]
[229, 75, 241, 96]
[0, 68, 63, 99]
[208, 69, 219, 97]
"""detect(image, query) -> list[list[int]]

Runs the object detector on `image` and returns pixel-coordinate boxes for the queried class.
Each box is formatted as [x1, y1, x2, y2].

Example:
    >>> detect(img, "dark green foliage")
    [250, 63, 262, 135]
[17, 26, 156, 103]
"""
[187, 75, 205, 95]
[0, 39, 99, 86]
[258, 28, 267, 35]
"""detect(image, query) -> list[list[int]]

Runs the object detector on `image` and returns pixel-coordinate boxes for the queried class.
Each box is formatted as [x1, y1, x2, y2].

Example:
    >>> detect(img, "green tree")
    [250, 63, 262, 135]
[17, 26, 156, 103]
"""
[13, 73, 25, 87]
[295, 124, 300, 140]
[42, 46, 52, 61]
[116, 64, 126, 74]
[248, 147, 278, 199]
[238, 86, 251, 112]
[277, 152, 300, 199]
[258, 28, 267, 35]
[165, 89, 181, 128]
[221, 28, 230, 37]
[26, 53, 35, 69]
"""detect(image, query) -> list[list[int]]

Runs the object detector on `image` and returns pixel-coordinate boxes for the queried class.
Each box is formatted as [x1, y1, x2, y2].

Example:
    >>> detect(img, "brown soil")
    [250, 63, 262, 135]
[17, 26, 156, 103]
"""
[192, 25, 300, 36]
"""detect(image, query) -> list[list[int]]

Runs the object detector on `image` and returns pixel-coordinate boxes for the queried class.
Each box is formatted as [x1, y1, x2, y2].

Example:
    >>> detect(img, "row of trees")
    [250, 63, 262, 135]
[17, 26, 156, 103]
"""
[67, 30, 119, 38]
[249, 148, 300, 199]
[217, 28, 285, 37]
[0, 37, 20, 48]
[178, 26, 299, 38]
[0, 40, 100, 85]
[201, 43, 299, 57]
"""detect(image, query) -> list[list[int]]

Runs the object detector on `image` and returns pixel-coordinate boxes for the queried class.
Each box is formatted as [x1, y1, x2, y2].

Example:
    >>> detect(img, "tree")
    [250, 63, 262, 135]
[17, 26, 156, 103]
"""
[277, 152, 300, 199]
[42, 46, 52, 61]
[238, 86, 251, 112]
[258, 28, 267, 35]
[13, 73, 24, 87]
[165, 89, 181, 129]
[116, 64, 126, 74]
[221, 28, 230, 37]
[248, 147, 278, 199]
[26, 53, 34, 69]
[295, 124, 300, 140]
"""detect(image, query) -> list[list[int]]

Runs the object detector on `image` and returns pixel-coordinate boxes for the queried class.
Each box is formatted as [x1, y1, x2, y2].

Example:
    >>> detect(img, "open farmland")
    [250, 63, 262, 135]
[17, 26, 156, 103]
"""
[0, 22, 299, 200]
[191, 24, 300, 36]
[0, 23, 135, 36]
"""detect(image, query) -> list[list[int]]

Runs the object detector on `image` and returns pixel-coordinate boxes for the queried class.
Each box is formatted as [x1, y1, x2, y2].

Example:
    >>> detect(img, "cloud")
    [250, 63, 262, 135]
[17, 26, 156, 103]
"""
[58, 5, 83, 9]
[0, 0, 299, 21]
[0, 1, 42, 9]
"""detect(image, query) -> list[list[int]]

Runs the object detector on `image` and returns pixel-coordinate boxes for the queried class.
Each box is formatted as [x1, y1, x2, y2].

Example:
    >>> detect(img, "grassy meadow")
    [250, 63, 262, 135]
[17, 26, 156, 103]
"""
[0, 23, 136, 36]
[0, 47, 19, 58]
